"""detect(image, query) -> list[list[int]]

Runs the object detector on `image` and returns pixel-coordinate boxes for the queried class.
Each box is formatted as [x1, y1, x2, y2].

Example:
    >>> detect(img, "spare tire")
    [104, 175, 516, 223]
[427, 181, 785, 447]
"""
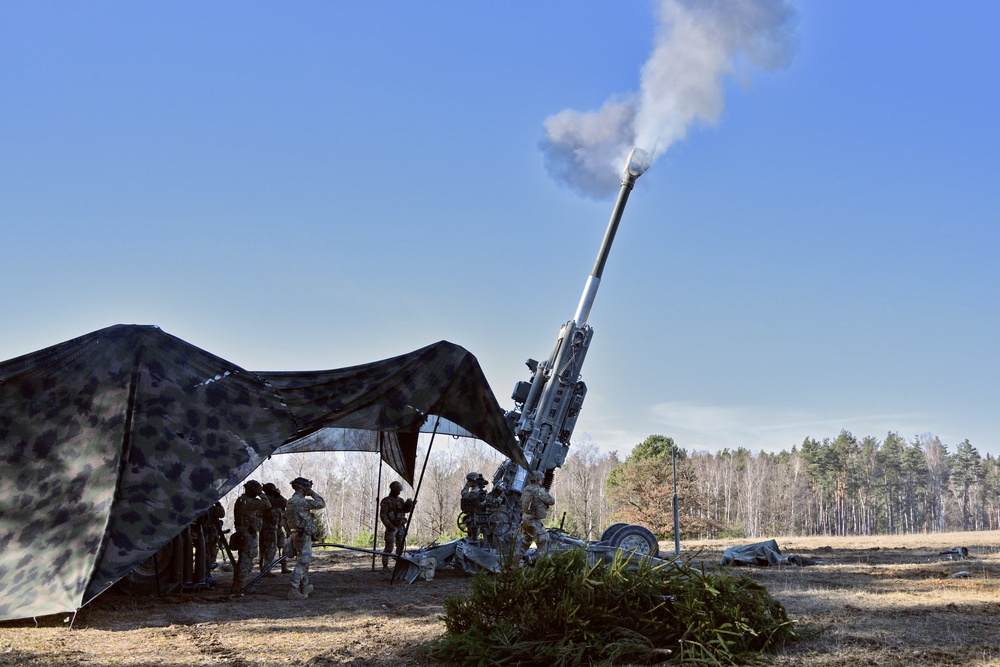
[599, 522, 630, 543]
[609, 524, 659, 558]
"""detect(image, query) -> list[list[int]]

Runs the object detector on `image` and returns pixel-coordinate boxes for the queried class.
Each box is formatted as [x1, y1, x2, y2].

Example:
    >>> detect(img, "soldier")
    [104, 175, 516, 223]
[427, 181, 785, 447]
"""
[379, 480, 414, 571]
[518, 470, 554, 561]
[259, 483, 289, 576]
[460, 472, 487, 543]
[284, 477, 326, 600]
[196, 502, 226, 584]
[230, 480, 271, 595]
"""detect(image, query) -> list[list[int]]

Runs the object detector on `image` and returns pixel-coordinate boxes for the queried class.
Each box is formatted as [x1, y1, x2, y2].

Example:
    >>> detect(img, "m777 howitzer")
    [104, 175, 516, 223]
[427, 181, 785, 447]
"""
[411, 148, 665, 578]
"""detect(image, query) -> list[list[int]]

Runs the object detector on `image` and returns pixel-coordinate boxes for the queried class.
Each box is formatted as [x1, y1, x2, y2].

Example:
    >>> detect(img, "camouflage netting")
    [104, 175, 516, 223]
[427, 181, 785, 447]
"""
[0, 324, 522, 621]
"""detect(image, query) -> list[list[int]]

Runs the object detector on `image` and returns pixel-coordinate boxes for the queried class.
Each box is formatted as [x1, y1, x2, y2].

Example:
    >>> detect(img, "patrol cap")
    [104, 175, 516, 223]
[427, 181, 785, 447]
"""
[290, 477, 313, 490]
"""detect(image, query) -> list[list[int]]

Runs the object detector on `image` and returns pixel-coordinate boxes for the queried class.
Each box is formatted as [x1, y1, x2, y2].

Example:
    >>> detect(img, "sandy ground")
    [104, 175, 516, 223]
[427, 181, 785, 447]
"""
[3, 532, 1000, 666]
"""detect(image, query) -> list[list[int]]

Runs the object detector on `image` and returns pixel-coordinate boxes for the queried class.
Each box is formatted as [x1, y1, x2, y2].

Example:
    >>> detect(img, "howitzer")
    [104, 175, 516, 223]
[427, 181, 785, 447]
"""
[416, 148, 663, 572]
[495, 146, 651, 494]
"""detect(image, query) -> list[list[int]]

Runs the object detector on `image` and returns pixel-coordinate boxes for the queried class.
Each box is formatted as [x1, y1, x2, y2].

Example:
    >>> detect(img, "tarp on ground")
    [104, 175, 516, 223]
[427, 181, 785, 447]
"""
[720, 539, 786, 566]
[0, 324, 524, 621]
[719, 539, 817, 567]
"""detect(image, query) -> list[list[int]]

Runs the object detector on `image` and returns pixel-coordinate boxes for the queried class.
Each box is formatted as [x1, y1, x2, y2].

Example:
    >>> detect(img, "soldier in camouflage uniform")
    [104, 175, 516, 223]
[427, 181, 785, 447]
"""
[196, 502, 226, 583]
[230, 480, 271, 595]
[379, 481, 414, 571]
[460, 472, 487, 543]
[259, 483, 289, 576]
[517, 470, 554, 561]
[284, 477, 326, 600]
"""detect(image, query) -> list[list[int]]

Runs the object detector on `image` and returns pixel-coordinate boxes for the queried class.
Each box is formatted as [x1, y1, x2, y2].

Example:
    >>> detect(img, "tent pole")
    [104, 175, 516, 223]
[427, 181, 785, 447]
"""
[372, 431, 384, 571]
[399, 417, 439, 554]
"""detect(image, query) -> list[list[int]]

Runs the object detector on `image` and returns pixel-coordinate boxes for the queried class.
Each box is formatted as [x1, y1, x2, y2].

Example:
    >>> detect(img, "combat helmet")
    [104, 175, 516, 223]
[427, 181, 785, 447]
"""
[290, 477, 313, 490]
[244, 479, 263, 493]
[529, 470, 545, 484]
[466, 472, 480, 482]
[389, 480, 403, 493]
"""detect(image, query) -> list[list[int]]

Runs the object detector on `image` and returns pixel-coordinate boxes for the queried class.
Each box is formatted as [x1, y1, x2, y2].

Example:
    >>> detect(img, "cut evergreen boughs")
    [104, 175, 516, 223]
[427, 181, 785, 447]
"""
[426, 549, 795, 666]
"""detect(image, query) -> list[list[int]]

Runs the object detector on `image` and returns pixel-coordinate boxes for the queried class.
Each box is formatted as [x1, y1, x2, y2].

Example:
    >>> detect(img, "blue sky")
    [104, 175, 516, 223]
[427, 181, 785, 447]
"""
[2, 2, 998, 458]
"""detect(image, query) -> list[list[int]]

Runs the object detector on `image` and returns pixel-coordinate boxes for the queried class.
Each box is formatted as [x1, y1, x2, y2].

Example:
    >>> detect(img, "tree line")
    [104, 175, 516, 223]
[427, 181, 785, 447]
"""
[221, 430, 1000, 548]
[602, 432, 1000, 539]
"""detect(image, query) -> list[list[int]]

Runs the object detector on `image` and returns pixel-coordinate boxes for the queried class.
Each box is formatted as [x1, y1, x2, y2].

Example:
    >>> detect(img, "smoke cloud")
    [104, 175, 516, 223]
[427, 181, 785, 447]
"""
[541, 0, 797, 198]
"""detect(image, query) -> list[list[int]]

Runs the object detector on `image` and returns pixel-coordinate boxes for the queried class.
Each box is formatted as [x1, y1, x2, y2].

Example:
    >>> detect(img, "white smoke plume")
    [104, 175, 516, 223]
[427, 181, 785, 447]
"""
[541, 0, 797, 198]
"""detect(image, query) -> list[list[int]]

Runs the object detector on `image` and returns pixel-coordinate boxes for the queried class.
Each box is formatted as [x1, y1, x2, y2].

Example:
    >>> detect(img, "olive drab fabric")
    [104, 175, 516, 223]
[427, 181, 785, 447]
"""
[0, 324, 521, 621]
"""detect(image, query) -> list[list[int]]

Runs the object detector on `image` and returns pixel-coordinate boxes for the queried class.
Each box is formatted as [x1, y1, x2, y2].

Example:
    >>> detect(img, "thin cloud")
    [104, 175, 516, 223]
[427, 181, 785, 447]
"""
[648, 401, 931, 453]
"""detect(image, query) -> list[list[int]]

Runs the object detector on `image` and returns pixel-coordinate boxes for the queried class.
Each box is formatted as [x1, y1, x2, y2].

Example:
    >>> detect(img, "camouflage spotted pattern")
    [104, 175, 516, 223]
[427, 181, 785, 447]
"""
[0, 324, 519, 621]
[259, 338, 527, 477]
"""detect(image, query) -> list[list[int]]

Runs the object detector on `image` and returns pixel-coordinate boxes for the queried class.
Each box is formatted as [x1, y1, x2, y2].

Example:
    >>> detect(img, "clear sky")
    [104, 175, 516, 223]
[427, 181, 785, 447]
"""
[2, 2, 998, 459]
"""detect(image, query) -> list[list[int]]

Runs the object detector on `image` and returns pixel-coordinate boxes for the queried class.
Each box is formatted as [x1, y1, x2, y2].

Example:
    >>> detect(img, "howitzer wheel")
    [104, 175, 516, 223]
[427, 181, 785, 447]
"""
[118, 538, 180, 595]
[609, 524, 659, 558]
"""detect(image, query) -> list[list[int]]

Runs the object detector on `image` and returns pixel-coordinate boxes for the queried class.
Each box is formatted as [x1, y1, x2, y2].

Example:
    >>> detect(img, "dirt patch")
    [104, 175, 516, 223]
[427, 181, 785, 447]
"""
[3, 533, 1000, 666]
[0, 550, 466, 666]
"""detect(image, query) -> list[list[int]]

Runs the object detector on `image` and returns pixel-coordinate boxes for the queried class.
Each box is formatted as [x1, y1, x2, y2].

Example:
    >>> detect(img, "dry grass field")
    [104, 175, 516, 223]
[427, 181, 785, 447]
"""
[2, 531, 999, 666]
[686, 531, 1000, 667]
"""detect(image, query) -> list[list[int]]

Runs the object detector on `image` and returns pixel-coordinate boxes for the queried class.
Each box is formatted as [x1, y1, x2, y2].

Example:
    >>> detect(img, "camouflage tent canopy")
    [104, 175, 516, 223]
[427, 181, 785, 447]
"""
[0, 324, 524, 621]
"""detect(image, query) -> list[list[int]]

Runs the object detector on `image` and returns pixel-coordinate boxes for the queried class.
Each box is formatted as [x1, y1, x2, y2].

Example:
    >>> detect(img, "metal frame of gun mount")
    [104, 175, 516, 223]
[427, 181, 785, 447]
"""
[414, 148, 664, 575]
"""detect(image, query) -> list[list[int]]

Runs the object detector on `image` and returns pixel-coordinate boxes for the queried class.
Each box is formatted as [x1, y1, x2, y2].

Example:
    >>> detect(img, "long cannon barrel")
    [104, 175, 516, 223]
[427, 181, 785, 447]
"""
[504, 146, 651, 487]
[573, 147, 651, 326]
[433, 147, 656, 571]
